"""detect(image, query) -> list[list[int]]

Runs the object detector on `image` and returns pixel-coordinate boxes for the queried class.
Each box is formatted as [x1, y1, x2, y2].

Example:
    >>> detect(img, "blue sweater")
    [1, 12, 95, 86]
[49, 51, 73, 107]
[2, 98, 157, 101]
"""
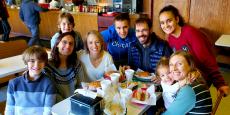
[101, 25, 137, 65]
[5, 71, 56, 115]
[19, 0, 48, 26]
[128, 33, 172, 73]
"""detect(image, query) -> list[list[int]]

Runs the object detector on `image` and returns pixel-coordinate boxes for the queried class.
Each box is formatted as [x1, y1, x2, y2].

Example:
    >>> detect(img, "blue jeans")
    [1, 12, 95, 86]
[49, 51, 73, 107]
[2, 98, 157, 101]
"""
[1, 18, 11, 41]
[26, 24, 40, 46]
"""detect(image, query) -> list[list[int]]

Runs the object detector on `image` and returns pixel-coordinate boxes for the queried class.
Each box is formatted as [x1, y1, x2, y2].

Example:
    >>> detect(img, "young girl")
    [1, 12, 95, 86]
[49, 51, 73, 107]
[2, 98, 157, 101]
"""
[50, 12, 84, 51]
[158, 5, 229, 96]
[156, 57, 186, 109]
[45, 32, 86, 102]
[5, 46, 56, 115]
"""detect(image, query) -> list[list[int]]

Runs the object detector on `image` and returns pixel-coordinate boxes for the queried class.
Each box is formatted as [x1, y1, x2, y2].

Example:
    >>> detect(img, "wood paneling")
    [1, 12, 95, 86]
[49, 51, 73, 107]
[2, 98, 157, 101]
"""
[189, 0, 230, 40]
[7, 8, 98, 41]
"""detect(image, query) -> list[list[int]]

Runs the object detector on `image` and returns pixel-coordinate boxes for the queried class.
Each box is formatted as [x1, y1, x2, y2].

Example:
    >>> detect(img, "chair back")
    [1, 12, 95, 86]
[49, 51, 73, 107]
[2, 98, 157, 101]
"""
[212, 91, 223, 115]
[0, 40, 28, 59]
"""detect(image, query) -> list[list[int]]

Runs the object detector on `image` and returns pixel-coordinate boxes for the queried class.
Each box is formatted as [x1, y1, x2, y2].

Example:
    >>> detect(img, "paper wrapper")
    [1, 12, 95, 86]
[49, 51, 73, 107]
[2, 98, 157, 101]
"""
[131, 84, 157, 105]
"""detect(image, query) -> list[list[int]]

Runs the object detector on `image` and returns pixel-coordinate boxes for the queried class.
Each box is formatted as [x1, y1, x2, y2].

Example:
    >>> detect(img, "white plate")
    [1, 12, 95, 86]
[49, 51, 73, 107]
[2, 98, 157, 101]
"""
[134, 73, 155, 80]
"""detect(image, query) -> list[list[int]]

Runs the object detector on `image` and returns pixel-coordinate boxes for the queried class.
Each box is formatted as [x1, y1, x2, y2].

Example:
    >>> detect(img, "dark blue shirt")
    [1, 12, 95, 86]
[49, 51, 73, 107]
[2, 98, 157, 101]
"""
[128, 33, 172, 73]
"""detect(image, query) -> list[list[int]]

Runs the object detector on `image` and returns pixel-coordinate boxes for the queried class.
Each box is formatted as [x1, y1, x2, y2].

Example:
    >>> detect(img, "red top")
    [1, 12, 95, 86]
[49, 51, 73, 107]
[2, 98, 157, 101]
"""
[168, 25, 227, 89]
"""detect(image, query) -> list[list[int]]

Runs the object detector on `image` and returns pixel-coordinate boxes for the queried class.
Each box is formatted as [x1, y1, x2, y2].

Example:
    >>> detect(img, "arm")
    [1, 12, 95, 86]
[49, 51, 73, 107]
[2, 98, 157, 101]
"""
[163, 85, 196, 115]
[75, 62, 88, 88]
[4, 80, 15, 115]
[75, 31, 84, 50]
[163, 42, 173, 57]
[33, 2, 49, 12]
[50, 33, 60, 48]
[43, 83, 56, 115]
[19, 8, 24, 22]
[101, 25, 115, 43]
[186, 27, 227, 88]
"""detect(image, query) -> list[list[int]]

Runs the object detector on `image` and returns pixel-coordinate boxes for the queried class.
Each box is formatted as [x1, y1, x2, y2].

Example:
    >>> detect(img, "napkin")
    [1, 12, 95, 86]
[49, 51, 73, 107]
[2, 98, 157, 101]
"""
[74, 89, 97, 99]
[147, 85, 156, 105]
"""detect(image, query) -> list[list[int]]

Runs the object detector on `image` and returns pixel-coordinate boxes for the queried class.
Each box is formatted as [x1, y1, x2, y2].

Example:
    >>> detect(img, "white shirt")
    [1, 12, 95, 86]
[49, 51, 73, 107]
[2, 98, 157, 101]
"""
[161, 81, 180, 109]
[77, 50, 117, 82]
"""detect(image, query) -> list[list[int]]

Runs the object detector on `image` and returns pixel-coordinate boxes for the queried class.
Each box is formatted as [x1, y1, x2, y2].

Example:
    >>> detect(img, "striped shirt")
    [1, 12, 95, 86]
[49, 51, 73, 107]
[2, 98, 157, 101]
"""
[163, 78, 212, 115]
[5, 71, 56, 115]
[44, 60, 87, 102]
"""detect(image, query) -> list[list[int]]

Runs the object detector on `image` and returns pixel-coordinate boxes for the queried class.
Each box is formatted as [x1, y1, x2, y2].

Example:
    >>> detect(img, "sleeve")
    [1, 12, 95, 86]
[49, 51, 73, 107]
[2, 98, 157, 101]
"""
[4, 80, 15, 115]
[163, 42, 173, 57]
[105, 51, 117, 71]
[43, 83, 56, 115]
[101, 25, 115, 43]
[162, 85, 196, 115]
[50, 33, 60, 48]
[186, 27, 227, 88]
[19, 8, 24, 22]
[162, 82, 179, 94]
[75, 31, 84, 50]
[34, 3, 49, 12]
[75, 62, 88, 88]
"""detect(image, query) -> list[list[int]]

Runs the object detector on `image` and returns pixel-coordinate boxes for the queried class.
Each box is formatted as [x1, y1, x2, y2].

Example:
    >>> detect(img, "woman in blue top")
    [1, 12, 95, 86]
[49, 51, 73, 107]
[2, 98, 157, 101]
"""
[163, 51, 212, 115]
[101, 13, 136, 67]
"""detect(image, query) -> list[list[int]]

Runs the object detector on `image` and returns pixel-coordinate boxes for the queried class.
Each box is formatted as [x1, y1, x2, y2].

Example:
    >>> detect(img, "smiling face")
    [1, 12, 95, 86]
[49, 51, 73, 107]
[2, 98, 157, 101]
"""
[135, 22, 151, 46]
[169, 54, 191, 81]
[27, 56, 45, 78]
[114, 20, 129, 39]
[59, 18, 74, 33]
[57, 35, 75, 56]
[157, 66, 173, 84]
[87, 34, 102, 55]
[159, 11, 179, 35]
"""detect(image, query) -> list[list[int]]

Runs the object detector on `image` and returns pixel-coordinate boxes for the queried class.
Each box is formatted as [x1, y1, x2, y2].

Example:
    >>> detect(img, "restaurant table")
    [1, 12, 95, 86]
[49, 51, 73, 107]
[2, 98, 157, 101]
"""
[51, 92, 161, 115]
[215, 35, 230, 47]
[0, 55, 26, 78]
[0, 50, 51, 83]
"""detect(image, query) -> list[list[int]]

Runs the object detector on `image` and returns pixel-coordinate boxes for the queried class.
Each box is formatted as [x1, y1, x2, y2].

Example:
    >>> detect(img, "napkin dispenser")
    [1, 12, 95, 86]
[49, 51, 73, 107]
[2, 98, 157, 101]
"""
[70, 93, 103, 115]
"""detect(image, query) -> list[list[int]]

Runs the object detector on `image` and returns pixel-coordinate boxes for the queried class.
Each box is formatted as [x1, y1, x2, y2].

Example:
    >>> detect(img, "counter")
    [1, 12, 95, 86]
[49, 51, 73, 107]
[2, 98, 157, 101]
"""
[7, 7, 141, 41]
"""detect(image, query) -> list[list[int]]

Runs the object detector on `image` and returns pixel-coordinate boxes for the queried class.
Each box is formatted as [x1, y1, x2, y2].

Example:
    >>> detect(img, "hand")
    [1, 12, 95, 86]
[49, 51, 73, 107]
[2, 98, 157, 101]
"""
[151, 76, 161, 84]
[218, 86, 229, 97]
[188, 69, 201, 83]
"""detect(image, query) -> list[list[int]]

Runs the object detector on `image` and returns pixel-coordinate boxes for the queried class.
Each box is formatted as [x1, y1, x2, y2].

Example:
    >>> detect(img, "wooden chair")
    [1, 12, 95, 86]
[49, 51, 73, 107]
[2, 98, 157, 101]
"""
[0, 39, 28, 59]
[212, 91, 224, 115]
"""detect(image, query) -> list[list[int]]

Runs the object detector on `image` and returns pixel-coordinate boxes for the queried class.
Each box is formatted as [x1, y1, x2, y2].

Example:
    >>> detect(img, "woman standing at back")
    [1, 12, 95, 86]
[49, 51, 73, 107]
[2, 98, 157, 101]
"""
[158, 5, 229, 96]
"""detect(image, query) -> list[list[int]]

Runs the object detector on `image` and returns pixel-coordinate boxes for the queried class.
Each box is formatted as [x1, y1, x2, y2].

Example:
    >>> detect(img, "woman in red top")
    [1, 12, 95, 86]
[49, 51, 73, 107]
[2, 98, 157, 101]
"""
[158, 5, 229, 96]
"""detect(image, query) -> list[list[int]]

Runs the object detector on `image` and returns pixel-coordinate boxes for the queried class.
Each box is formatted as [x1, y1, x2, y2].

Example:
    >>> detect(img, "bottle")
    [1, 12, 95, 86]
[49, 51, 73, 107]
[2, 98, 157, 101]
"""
[82, 0, 88, 12]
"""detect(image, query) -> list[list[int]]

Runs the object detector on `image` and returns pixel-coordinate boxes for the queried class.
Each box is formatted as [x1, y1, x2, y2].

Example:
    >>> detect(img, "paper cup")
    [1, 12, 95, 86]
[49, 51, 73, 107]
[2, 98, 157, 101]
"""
[100, 79, 111, 91]
[125, 69, 135, 82]
[120, 88, 132, 102]
[110, 73, 120, 85]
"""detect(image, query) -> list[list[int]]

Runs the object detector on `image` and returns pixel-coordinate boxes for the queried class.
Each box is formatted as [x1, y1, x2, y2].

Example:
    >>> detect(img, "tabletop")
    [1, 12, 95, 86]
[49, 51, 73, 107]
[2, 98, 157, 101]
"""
[0, 55, 26, 78]
[215, 35, 230, 47]
[51, 92, 161, 115]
